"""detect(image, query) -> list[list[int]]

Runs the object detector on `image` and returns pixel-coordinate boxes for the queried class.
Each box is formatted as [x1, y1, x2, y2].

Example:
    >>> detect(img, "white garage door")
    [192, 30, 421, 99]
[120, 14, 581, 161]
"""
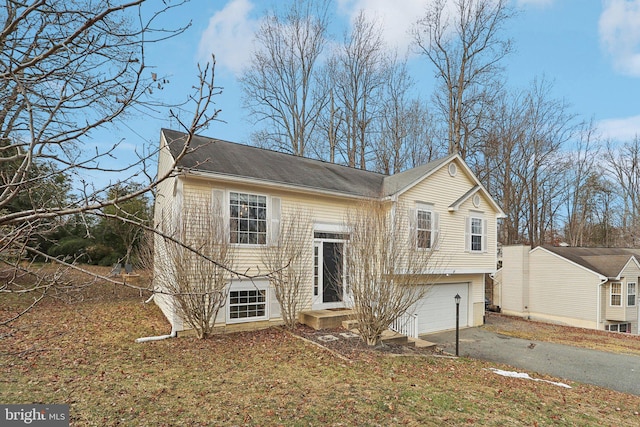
[413, 283, 469, 334]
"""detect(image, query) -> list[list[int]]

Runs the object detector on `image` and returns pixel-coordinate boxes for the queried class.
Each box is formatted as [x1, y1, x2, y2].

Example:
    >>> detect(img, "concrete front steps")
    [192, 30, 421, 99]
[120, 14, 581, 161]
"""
[298, 309, 436, 350]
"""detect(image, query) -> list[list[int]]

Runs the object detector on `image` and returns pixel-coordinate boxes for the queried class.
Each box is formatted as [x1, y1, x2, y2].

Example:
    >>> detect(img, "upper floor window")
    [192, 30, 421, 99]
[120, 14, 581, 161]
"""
[466, 215, 486, 253]
[610, 282, 622, 306]
[628, 282, 636, 306]
[229, 192, 267, 245]
[412, 204, 438, 250]
[417, 209, 433, 249]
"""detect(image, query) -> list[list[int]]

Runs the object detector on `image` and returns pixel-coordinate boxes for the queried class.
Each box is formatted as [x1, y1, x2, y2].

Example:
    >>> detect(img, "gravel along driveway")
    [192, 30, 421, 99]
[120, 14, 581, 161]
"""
[424, 322, 640, 396]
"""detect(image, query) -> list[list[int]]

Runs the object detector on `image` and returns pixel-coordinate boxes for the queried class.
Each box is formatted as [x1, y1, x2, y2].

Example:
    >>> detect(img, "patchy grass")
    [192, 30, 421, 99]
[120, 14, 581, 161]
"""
[1, 276, 639, 426]
[484, 313, 640, 356]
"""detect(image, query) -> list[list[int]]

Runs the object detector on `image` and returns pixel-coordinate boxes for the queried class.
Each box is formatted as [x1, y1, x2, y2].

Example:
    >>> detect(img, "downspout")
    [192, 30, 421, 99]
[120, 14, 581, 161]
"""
[135, 294, 178, 343]
[135, 326, 177, 343]
[596, 276, 608, 330]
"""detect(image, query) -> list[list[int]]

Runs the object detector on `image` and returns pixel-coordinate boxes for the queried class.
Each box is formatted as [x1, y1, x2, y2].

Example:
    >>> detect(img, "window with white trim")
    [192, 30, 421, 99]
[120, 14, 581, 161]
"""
[229, 192, 267, 245]
[606, 323, 631, 333]
[411, 204, 438, 250]
[227, 281, 268, 322]
[417, 209, 433, 249]
[610, 282, 622, 306]
[628, 282, 636, 306]
[465, 213, 486, 253]
[470, 218, 483, 251]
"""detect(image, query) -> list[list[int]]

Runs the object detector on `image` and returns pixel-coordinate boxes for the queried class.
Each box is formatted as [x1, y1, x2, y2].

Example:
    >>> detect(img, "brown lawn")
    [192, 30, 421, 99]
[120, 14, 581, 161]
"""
[1, 267, 639, 426]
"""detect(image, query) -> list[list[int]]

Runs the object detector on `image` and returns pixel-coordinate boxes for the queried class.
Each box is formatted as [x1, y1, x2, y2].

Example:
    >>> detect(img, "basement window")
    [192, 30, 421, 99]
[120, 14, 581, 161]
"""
[606, 323, 631, 333]
[227, 281, 268, 323]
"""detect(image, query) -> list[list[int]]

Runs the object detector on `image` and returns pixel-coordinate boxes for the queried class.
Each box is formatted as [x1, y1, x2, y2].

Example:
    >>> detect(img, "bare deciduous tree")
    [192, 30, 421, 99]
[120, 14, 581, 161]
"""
[483, 78, 575, 246]
[345, 200, 436, 346]
[563, 120, 603, 247]
[606, 135, 640, 247]
[240, 0, 329, 156]
[413, 0, 514, 160]
[0, 0, 221, 323]
[152, 200, 235, 339]
[329, 11, 387, 169]
[261, 208, 312, 329]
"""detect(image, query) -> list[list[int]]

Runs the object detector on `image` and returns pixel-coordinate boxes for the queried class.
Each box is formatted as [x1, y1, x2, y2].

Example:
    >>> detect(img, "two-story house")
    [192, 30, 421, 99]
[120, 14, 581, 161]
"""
[153, 129, 504, 336]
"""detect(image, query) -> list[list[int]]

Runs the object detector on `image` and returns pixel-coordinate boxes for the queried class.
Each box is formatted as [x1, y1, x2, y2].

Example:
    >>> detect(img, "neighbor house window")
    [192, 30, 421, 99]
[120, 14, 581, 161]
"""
[417, 209, 432, 249]
[229, 192, 267, 245]
[610, 282, 622, 306]
[228, 289, 267, 321]
[606, 323, 631, 333]
[628, 282, 636, 306]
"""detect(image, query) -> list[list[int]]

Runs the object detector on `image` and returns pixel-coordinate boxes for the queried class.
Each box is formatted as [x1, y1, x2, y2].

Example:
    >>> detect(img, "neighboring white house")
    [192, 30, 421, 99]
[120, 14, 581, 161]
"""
[153, 129, 505, 336]
[494, 245, 640, 334]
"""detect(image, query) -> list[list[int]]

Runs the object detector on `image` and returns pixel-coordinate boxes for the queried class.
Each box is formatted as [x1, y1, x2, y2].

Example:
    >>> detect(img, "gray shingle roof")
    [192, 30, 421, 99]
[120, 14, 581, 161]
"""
[162, 129, 451, 198]
[541, 246, 640, 278]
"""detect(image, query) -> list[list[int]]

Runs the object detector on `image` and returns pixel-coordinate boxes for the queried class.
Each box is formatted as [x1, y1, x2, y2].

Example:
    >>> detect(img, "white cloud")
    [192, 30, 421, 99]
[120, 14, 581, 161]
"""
[337, 0, 427, 54]
[597, 114, 640, 141]
[197, 0, 257, 75]
[599, 0, 640, 77]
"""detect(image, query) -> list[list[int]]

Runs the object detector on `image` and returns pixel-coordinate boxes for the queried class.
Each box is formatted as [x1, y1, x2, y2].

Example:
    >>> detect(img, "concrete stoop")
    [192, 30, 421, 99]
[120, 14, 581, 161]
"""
[299, 309, 354, 330]
[301, 311, 437, 350]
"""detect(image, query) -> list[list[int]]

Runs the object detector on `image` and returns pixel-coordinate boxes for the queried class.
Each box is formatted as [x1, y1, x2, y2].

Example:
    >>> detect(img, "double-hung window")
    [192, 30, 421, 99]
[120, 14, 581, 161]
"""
[470, 218, 483, 251]
[466, 214, 486, 253]
[227, 281, 268, 323]
[417, 209, 433, 249]
[628, 282, 636, 306]
[413, 204, 438, 250]
[229, 192, 267, 245]
[610, 282, 622, 306]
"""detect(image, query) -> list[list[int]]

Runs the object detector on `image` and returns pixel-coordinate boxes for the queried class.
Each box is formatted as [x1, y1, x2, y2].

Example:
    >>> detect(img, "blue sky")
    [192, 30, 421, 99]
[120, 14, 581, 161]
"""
[101, 0, 640, 173]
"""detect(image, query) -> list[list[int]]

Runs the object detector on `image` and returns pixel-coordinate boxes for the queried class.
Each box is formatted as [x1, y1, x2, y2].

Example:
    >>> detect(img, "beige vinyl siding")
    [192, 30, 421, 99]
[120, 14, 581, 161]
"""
[499, 245, 530, 315]
[160, 156, 499, 332]
[398, 159, 498, 273]
[152, 132, 181, 328]
[528, 248, 600, 328]
[606, 262, 640, 330]
[605, 282, 625, 321]
[179, 178, 356, 326]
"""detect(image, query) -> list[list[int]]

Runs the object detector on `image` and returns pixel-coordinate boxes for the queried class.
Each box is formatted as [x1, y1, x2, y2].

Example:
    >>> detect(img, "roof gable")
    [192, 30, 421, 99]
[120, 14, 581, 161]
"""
[538, 246, 640, 279]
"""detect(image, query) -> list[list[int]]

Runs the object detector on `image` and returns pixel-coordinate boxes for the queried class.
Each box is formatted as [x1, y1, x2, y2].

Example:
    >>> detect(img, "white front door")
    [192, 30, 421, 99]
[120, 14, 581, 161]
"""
[312, 233, 349, 309]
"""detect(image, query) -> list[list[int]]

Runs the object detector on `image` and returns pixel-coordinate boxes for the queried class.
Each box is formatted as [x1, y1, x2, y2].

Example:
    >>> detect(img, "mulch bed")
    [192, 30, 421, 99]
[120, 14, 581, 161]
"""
[292, 324, 444, 361]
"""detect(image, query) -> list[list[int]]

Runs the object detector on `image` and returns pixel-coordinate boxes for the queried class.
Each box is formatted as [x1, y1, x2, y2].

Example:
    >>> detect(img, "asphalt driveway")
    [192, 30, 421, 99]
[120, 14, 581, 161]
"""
[424, 325, 640, 396]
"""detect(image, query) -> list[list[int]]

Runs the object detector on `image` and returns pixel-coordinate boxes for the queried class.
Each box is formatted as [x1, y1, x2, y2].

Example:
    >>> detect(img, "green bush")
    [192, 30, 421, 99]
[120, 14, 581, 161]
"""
[47, 237, 90, 261]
